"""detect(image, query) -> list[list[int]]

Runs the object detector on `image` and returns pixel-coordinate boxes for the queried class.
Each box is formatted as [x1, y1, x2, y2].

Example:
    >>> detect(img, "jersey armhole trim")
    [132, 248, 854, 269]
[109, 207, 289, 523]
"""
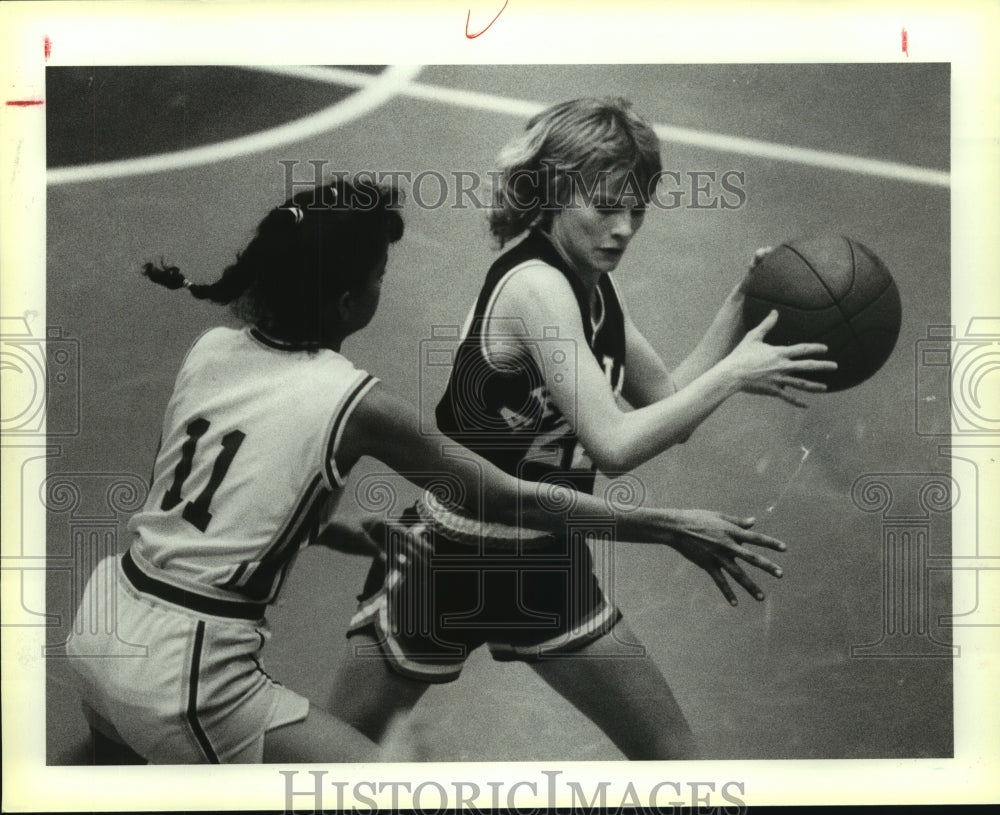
[323, 373, 379, 489]
[603, 273, 629, 323]
[480, 260, 563, 372]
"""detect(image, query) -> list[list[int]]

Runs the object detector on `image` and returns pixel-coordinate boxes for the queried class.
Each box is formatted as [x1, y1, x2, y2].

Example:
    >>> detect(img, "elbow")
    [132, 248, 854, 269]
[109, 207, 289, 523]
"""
[584, 419, 646, 473]
[584, 431, 629, 472]
[587, 435, 687, 474]
[589, 445, 641, 475]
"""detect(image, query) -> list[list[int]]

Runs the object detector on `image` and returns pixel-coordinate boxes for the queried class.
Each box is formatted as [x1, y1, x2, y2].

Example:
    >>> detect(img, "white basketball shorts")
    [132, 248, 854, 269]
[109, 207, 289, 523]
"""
[66, 552, 309, 763]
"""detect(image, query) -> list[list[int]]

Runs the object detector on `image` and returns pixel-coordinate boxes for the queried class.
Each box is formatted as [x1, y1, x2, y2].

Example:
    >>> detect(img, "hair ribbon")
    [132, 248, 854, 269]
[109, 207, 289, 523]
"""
[281, 205, 305, 225]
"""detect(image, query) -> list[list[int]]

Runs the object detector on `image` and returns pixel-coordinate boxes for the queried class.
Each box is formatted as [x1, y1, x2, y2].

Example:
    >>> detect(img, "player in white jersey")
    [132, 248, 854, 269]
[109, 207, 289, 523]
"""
[67, 175, 792, 764]
[125, 325, 378, 605]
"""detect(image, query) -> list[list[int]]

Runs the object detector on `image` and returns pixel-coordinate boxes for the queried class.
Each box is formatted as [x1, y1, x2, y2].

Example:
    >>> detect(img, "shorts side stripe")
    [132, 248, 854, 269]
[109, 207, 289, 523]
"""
[489, 600, 620, 658]
[187, 621, 220, 764]
[346, 584, 463, 683]
[374, 605, 463, 682]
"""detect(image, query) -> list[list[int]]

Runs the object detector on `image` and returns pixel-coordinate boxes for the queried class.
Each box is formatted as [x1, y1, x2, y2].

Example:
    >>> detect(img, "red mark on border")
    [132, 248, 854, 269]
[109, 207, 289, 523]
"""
[466, 0, 509, 39]
[44, 36, 52, 60]
[901, 28, 909, 57]
[6, 99, 44, 107]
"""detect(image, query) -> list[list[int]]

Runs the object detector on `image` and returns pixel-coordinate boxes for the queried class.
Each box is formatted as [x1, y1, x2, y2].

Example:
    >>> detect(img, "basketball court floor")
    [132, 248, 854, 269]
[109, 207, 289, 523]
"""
[39, 63, 955, 764]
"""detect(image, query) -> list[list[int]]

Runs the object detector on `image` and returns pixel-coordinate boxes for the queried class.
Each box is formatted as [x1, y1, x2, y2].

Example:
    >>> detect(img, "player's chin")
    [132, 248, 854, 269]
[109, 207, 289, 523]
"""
[595, 249, 625, 271]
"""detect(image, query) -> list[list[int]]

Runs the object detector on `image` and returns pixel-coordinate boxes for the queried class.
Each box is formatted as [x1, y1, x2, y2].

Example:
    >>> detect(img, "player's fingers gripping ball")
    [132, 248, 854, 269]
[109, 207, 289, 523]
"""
[742, 235, 902, 392]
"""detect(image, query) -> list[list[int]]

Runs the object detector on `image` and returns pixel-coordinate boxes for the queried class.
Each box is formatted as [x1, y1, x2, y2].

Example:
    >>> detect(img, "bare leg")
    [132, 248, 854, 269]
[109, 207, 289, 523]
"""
[265, 633, 432, 762]
[527, 619, 699, 760]
[262, 704, 381, 763]
[327, 633, 431, 742]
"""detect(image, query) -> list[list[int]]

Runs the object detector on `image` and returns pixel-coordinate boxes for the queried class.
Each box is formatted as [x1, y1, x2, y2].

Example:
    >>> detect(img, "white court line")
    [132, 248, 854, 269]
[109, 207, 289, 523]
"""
[402, 76, 950, 188]
[47, 65, 950, 188]
[248, 66, 951, 188]
[272, 66, 951, 187]
[651, 123, 950, 188]
[275, 65, 949, 188]
[46, 65, 422, 186]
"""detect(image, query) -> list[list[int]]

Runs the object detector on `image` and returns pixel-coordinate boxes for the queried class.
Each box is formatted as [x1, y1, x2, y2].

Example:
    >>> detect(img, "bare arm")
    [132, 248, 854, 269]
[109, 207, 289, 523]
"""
[669, 282, 747, 391]
[619, 312, 678, 406]
[334, 383, 786, 604]
[494, 265, 836, 473]
[625, 249, 798, 405]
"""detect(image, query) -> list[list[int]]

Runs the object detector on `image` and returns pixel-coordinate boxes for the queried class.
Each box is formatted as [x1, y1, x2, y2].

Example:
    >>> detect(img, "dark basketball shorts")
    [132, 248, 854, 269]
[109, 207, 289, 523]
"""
[345, 498, 623, 683]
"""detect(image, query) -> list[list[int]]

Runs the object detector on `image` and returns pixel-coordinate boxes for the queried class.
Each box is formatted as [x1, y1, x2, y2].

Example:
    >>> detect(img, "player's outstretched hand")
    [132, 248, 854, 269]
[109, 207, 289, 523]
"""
[724, 310, 838, 407]
[662, 510, 786, 606]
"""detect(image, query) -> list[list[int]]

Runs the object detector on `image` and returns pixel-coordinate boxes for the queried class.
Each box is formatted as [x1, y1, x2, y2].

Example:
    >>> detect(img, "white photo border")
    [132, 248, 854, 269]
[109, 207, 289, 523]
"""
[2, 0, 998, 810]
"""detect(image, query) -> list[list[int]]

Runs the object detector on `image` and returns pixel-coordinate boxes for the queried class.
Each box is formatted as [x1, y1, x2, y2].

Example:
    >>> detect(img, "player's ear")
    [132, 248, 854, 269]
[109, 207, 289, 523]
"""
[337, 290, 353, 323]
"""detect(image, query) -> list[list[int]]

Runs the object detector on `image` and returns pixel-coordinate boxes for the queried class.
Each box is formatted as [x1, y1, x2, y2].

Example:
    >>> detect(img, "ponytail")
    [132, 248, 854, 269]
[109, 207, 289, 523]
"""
[141, 258, 256, 303]
[141, 178, 404, 343]
[141, 260, 191, 291]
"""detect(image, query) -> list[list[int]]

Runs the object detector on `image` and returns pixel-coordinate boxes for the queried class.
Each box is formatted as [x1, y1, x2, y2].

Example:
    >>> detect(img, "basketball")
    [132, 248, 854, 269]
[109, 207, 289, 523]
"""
[742, 235, 902, 392]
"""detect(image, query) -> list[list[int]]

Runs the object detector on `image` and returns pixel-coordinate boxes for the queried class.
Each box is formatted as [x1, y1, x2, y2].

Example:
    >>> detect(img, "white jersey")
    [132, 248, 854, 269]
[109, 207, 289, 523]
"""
[127, 326, 377, 606]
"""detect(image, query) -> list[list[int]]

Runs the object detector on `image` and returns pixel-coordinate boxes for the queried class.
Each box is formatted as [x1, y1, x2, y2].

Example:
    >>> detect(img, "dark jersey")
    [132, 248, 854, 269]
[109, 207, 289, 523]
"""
[435, 229, 626, 495]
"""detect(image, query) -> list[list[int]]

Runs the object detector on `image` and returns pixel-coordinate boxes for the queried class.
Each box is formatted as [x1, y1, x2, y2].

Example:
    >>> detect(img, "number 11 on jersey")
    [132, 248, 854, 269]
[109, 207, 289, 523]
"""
[161, 418, 246, 532]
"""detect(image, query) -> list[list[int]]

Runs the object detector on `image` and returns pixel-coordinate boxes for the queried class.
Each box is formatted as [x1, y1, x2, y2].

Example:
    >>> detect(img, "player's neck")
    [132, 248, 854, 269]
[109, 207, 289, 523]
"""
[541, 228, 602, 294]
